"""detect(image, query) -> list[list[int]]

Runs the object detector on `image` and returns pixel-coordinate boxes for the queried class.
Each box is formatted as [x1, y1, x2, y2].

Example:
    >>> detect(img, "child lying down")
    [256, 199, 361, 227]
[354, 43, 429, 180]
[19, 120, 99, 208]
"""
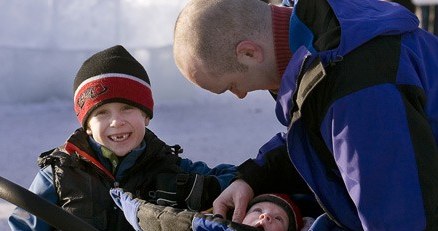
[110, 188, 315, 231]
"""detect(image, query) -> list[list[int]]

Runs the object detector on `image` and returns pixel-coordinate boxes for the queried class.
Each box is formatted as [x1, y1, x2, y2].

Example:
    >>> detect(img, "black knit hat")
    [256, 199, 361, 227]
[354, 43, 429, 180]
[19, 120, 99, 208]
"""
[73, 45, 153, 128]
[247, 194, 303, 231]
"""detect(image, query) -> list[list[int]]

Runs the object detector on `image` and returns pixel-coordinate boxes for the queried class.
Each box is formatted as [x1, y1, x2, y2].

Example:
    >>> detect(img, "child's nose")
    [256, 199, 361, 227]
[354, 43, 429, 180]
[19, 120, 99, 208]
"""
[110, 115, 126, 127]
[259, 213, 272, 223]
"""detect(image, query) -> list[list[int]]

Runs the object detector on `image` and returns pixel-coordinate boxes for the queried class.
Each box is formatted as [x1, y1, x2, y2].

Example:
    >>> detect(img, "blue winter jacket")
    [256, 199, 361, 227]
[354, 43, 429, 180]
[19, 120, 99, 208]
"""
[239, 0, 438, 230]
[9, 129, 236, 231]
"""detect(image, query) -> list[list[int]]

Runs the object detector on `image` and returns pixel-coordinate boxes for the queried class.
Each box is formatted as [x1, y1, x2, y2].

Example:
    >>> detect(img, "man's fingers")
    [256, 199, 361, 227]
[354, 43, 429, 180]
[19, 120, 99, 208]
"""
[212, 179, 254, 223]
[212, 200, 228, 219]
[231, 198, 247, 223]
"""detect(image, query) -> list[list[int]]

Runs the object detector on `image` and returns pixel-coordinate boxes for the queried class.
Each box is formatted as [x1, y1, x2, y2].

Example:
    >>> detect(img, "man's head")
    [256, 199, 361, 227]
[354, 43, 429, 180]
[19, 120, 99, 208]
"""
[173, 0, 279, 98]
[73, 45, 154, 129]
[243, 194, 303, 231]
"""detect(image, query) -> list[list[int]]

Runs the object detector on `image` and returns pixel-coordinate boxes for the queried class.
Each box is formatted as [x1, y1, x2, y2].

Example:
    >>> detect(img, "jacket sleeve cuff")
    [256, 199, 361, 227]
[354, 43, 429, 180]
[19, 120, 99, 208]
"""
[236, 159, 269, 195]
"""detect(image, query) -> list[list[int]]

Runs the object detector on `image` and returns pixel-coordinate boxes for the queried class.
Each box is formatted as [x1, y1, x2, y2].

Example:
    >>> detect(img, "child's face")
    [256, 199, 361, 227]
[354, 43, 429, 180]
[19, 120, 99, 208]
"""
[86, 102, 150, 157]
[242, 201, 289, 231]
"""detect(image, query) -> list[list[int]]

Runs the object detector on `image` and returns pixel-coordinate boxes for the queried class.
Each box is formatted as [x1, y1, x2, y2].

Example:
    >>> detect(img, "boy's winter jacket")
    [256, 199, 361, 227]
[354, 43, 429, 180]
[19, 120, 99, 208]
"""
[238, 0, 438, 230]
[9, 128, 236, 231]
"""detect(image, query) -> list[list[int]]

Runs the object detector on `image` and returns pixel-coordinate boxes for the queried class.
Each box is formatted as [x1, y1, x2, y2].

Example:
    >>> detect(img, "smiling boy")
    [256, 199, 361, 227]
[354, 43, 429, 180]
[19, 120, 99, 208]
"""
[86, 102, 149, 159]
[8, 45, 236, 231]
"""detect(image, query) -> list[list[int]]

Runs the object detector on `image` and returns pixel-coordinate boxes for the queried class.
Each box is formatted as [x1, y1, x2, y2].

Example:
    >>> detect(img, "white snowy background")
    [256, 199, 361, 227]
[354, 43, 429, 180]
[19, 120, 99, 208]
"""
[0, 0, 284, 229]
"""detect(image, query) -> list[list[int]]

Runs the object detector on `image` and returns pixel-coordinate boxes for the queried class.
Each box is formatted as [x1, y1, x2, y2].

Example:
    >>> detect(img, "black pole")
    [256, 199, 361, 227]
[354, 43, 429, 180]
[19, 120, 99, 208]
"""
[0, 176, 99, 231]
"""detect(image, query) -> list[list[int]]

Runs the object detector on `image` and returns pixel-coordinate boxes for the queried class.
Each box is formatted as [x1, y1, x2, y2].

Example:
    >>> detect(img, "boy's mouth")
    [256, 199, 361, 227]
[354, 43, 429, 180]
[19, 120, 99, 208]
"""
[108, 133, 130, 142]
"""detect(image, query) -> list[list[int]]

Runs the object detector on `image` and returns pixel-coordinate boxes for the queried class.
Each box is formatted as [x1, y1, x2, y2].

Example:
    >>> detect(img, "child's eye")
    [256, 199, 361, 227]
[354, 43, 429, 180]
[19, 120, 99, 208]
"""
[274, 216, 283, 222]
[122, 105, 135, 111]
[94, 109, 108, 116]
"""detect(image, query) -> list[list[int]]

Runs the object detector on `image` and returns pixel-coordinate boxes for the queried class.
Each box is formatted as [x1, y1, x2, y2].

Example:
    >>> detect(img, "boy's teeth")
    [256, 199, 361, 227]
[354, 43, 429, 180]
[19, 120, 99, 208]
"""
[110, 133, 129, 141]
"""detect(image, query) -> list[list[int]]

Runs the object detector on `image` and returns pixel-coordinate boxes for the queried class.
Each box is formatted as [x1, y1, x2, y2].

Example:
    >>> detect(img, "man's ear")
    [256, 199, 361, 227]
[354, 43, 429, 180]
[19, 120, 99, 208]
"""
[236, 40, 264, 65]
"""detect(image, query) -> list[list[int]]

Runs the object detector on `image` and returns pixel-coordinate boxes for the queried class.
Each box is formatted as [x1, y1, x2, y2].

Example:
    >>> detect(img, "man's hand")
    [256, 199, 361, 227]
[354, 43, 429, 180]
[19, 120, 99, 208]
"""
[212, 179, 254, 223]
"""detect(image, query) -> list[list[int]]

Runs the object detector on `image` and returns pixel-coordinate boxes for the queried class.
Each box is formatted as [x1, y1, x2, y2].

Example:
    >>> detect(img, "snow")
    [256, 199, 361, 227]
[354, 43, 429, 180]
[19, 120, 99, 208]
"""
[0, 1, 286, 229]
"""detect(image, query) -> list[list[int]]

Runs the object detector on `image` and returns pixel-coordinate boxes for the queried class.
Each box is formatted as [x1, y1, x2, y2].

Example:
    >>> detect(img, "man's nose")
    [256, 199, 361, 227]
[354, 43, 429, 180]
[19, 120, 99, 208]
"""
[230, 90, 247, 99]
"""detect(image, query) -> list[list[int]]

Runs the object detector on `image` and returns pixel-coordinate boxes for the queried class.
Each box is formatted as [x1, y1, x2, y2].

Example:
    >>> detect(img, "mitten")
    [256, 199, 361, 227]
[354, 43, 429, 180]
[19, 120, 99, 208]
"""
[151, 173, 221, 211]
[110, 188, 143, 231]
[137, 202, 195, 231]
[151, 173, 179, 207]
[177, 173, 221, 211]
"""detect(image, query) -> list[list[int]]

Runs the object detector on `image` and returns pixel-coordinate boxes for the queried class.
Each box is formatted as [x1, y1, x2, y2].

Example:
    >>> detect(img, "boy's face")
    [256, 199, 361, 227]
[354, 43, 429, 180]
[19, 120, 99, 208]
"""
[86, 102, 149, 157]
[242, 201, 289, 231]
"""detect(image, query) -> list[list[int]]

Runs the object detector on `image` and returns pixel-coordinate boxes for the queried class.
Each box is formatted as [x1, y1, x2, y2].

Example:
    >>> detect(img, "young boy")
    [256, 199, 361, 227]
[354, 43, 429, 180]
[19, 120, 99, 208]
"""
[8, 45, 236, 231]
[111, 189, 312, 231]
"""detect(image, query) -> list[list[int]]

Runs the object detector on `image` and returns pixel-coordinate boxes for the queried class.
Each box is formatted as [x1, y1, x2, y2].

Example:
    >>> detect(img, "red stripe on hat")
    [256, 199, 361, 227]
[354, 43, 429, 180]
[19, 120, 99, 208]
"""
[74, 76, 153, 124]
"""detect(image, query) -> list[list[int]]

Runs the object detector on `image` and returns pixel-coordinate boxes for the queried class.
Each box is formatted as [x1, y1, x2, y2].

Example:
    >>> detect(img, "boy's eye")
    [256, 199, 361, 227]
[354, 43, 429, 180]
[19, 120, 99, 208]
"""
[94, 109, 108, 116]
[274, 216, 284, 222]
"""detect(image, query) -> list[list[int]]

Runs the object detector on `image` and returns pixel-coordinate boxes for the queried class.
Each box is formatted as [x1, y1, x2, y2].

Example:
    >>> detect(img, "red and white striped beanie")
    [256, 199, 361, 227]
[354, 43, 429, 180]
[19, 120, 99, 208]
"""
[73, 45, 153, 128]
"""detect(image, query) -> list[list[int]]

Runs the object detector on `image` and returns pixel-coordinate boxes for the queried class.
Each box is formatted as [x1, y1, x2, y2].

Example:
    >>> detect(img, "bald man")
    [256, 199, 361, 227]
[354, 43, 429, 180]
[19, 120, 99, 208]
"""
[173, 0, 438, 230]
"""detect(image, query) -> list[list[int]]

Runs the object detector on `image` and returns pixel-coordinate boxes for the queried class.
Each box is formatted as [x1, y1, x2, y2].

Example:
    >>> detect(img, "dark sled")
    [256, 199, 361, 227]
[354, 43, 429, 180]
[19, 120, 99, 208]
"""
[0, 175, 98, 231]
